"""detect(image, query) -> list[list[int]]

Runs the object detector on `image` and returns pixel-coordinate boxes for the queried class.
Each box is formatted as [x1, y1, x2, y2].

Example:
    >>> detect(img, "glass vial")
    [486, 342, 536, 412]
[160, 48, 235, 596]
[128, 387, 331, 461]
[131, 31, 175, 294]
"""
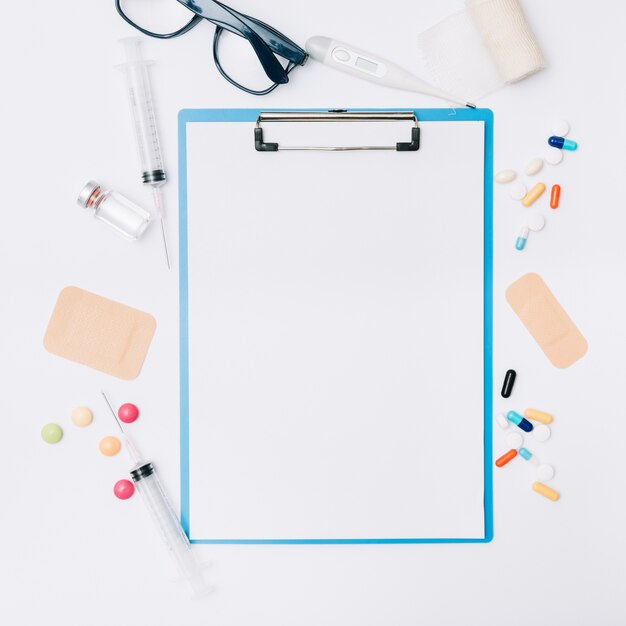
[77, 181, 151, 241]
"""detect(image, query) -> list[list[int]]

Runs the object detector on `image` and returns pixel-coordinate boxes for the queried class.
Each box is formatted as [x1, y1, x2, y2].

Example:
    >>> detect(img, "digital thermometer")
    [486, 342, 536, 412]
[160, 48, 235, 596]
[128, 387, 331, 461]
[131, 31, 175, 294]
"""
[306, 36, 475, 108]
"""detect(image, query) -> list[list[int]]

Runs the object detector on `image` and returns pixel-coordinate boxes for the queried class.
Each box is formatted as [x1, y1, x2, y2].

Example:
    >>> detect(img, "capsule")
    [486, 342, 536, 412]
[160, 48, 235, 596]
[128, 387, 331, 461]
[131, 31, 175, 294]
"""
[532, 481, 560, 501]
[515, 226, 529, 250]
[495, 449, 517, 467]
[550, 184, 560, 209]
[522, 183, 546, 207]
[518, 447, 540, 466]
[506, 410, 534, 432]
[524, 408, 553, 425]
[501, 369, 516, 398]
[495, 413, 510, 430]
[548, 136, 577, 151]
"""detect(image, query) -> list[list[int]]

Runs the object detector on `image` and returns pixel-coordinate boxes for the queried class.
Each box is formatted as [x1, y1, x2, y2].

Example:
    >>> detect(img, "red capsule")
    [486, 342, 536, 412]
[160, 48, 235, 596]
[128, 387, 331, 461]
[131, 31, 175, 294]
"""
[495, 449, 517, 467]
[550, 184, 561, 209]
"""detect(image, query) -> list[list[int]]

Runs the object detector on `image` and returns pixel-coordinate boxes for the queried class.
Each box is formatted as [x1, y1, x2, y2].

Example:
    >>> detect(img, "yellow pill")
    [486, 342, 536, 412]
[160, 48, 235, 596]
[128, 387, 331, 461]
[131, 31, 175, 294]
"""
[524, 408, 553, 424]
[99, 436, 121, 457]
[71, 406, 93, 427]
[522, 182, 546, 207]
[532, 481, 560, 501]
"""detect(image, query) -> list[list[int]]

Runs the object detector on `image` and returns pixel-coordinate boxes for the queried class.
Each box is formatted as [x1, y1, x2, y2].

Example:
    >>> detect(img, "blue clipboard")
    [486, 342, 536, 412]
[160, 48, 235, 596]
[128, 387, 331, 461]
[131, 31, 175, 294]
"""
[178, 108, 494, 544]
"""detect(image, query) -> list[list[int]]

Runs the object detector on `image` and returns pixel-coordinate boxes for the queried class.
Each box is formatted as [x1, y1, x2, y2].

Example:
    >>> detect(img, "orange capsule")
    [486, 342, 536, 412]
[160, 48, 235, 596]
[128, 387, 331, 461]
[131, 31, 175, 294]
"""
[495, 448, 517, 467]
[550, 184, 561, 209]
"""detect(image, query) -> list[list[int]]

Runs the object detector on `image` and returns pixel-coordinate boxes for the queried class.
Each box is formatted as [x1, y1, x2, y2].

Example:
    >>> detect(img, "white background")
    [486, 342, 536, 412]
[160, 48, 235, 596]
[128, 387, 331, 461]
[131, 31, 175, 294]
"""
[0, 1, 625, 625]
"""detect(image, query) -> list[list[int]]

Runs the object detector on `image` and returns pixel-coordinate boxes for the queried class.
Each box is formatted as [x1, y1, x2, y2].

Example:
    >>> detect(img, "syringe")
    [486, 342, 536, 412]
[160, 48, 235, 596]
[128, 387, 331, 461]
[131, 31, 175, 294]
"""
[118, 37, 171, 269]
[101, 392, 208, 598]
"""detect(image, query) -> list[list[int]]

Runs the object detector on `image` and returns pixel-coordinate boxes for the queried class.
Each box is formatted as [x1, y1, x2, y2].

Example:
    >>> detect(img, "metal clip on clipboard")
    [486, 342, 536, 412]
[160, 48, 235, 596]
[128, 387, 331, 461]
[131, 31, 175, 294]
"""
[254, 110, 420, 152]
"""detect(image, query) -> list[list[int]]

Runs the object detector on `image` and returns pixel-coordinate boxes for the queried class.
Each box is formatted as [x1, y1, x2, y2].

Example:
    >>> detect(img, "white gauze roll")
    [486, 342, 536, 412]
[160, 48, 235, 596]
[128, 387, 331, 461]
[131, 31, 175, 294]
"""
[466, 0, 546, 83]
[417, 0, 546, 101]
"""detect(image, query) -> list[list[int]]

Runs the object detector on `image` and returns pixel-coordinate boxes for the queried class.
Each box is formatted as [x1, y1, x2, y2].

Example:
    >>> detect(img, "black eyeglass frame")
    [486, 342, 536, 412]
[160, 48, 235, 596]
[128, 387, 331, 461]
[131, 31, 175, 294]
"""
[115, 0, 308, 95]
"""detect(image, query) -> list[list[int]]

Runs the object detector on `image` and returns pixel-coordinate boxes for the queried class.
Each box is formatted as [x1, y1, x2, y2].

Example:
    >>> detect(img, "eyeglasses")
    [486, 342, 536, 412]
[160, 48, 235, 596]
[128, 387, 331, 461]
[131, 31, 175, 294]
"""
[115, 0, 308, 95]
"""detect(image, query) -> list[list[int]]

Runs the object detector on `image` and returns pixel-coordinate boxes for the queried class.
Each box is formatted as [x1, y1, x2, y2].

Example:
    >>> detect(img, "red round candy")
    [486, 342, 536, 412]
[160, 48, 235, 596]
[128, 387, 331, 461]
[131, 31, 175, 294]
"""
[118, 403, 139, 423]
[113, 479, 134, 500]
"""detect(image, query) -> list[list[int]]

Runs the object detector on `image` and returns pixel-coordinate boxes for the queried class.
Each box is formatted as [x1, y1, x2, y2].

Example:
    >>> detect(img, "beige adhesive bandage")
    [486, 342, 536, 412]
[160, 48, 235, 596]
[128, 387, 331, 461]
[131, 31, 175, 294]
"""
[505, 273, 587, 369]
[43, 286, 156, 380]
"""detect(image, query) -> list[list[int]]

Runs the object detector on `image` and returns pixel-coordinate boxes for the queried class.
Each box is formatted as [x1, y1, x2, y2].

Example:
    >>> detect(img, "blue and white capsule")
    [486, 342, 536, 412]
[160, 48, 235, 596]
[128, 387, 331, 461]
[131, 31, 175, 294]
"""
[506, 410, 534, 432]
[548, 135, 577, 151]
[516, 226, 529, 251]
[519, 447, 540, 466]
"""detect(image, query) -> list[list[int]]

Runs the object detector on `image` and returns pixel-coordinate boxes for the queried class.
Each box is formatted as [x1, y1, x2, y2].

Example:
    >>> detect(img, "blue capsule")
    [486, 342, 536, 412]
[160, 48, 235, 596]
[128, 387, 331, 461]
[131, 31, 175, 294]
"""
[506, 410, 534, 432]
[548, 135, 577, 151]
[519, 447, 532, 460]
[515, 227, 529, 251]
[519, 447, 540, 466]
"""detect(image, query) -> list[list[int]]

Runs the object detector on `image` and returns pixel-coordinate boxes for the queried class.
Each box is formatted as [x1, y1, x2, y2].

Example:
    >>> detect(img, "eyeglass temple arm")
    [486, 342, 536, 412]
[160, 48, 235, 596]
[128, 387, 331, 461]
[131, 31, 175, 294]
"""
[177, 0, 307, 64]
[212, 1, 307, 63]
[176, 0, 291, 84]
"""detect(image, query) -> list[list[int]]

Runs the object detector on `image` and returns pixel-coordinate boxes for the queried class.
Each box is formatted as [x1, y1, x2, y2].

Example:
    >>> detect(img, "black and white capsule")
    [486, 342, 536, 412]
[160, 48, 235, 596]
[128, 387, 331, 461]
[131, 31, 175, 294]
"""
[500, 369, 516, 398]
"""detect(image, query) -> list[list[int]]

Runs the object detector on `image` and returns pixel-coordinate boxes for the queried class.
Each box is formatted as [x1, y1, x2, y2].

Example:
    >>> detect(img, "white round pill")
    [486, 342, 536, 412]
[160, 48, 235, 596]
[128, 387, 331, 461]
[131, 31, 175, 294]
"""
[495, 413, 509, 430]
[548, 118, 569, 137]
[525, 158, 544, 176]
[510, 182, 527, 201]
[527, 214, 545, 232]
[544, 147, 564, 165]
[537, 464, 555, 482]
[506, 432, 524, 449]
[495, 169, 517, 184]
[533, 424, 551, 442]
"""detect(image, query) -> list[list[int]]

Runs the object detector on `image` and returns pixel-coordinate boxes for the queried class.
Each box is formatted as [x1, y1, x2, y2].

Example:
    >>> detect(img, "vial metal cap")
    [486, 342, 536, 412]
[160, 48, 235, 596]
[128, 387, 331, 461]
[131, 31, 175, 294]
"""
[77, 180, 101, 208]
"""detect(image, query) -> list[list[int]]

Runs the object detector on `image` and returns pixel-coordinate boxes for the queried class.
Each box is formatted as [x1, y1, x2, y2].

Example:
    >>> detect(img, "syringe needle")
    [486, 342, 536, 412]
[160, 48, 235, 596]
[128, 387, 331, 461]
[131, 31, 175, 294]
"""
[101, 391, 124, 432]
[160, 217, 171, 270]
[153, 187, 171, 270]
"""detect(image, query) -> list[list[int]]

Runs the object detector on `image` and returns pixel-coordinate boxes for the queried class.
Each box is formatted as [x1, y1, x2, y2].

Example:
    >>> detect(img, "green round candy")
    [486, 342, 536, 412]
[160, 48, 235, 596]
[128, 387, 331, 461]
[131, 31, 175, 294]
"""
[41, 423, 63, 444]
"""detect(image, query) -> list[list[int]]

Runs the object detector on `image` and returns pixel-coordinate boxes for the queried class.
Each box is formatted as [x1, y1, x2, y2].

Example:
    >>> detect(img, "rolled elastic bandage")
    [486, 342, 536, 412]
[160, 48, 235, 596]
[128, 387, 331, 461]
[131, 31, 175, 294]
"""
[418, 0, 546, 101]
[506, 273, 587, 369]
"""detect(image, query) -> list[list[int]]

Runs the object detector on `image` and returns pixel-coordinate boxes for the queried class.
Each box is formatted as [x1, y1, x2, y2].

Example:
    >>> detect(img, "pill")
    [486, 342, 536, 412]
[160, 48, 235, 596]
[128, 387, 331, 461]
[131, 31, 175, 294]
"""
[527, 214, 545, 232]
[548, 136, 577, 151]
[550, 184, 561, 209]
[525, 158, 543, 176]
[506, 432, 524, 449]
[533, 424, 551, 442]
[548, 118, 569, 137]
[515, 226, 529, 251]
[495, 169, 517, 184]
[495, 449, 517, 467]
[118, 403, 139, 424]
[113, 479, 135, 500]
[99, 436, 121, 456]
[537, 464, 555, 482]
[495, 413, 510, 429]
[506, 410, 533, 432]
[500, 369, 516, 398]
[41, 423, 63, 444]
[510, 181, 527, 201]
[522, 183, 546, 207]
[532, 481, 560, 501]
[518, 447, 540, 465]
[524, 408, 553, 425]
[71, 406, 93, 427]
[544, 147, 564, 165]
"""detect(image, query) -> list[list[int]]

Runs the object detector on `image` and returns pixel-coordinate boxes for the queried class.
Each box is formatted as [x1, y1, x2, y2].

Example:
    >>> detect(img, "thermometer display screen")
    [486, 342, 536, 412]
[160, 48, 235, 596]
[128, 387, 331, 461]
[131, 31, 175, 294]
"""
[355, 57, 378, 73]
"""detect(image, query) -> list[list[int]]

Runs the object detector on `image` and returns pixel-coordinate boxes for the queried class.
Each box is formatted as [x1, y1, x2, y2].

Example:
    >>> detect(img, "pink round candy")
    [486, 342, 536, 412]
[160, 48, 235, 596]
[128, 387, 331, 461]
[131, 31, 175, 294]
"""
[113, 479, 134, 500]
[118, 403, 139, 424]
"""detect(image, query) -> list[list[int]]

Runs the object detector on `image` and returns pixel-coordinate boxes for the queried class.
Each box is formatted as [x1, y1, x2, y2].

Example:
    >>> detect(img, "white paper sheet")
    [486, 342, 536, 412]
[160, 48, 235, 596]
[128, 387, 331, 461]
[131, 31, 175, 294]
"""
[182, 114, 487, 541]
